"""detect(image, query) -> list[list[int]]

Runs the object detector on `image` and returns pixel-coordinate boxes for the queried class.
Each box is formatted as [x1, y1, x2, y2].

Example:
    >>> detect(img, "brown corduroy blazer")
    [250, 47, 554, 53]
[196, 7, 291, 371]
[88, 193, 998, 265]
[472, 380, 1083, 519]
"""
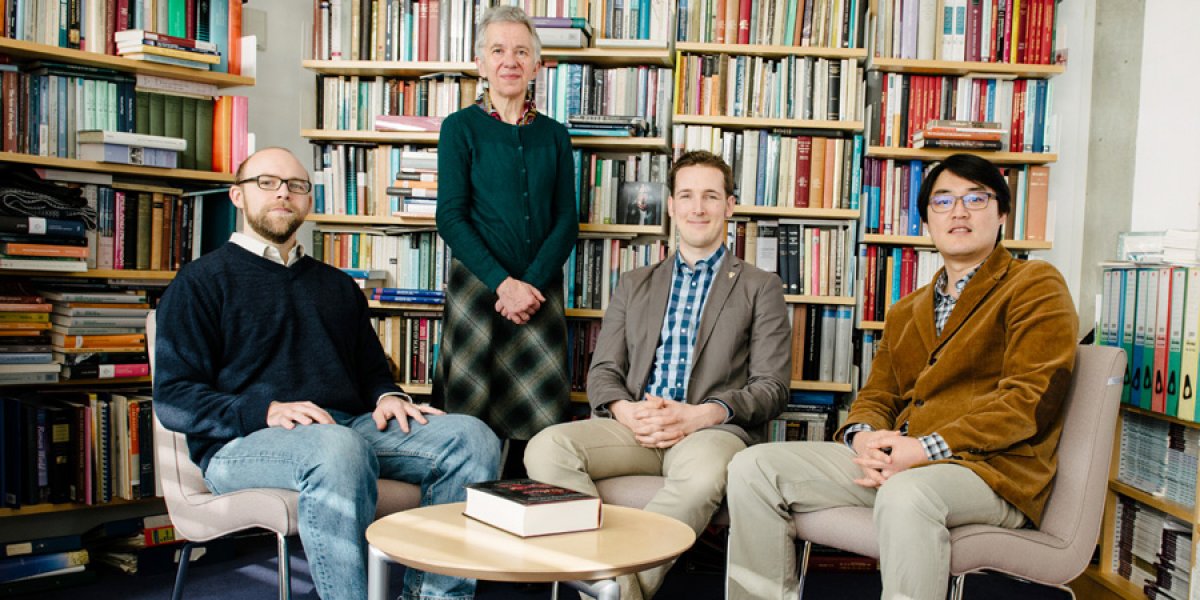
[836, 245, 1078, 525]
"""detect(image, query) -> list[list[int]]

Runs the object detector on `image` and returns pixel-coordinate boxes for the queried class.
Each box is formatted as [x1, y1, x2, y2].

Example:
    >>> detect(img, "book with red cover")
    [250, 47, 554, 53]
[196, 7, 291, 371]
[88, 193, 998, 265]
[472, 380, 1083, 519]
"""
[464, 479, 602, 538]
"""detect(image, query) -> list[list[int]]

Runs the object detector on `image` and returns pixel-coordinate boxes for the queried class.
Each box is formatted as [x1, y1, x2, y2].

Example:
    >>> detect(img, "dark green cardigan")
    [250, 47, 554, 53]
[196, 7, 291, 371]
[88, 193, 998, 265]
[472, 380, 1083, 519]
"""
[436, 106, 579, 291]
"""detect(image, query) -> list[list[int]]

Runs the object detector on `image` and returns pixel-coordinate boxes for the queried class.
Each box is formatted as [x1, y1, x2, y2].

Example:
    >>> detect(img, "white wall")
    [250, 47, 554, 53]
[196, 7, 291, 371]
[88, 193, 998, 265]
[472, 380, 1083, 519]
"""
[1130, 0, 1200, 232]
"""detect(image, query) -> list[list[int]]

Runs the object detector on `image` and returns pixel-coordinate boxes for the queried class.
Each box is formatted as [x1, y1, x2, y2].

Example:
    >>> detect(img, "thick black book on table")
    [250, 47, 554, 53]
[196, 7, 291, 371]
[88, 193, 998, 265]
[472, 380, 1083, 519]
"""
[464, 479, 602, 538]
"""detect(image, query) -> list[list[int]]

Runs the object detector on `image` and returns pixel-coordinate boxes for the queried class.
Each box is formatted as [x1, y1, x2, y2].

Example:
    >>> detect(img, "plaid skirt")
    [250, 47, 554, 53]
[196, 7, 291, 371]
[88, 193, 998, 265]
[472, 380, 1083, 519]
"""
[435, 259, 570, 440]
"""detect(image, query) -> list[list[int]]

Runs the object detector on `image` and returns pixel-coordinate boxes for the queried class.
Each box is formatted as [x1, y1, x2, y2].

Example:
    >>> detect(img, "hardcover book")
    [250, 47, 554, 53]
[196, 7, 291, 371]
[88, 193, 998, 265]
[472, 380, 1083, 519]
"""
[464, 479, 602, 537]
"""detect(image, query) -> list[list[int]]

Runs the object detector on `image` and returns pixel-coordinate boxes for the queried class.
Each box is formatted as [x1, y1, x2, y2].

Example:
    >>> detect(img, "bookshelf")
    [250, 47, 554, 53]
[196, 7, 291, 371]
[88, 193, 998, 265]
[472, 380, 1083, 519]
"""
[0, 22, 253, 524]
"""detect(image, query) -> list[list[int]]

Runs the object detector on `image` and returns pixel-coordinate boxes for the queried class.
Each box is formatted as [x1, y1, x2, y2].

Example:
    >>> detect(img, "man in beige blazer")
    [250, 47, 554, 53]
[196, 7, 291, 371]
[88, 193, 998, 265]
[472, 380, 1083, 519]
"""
[726, 153, 1078, 600]
[525, 151, 791, 600]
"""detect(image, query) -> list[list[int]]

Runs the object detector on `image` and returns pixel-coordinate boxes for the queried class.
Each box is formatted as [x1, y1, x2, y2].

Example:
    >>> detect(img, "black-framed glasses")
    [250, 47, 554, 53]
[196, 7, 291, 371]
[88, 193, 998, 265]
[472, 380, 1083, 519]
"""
[928, 191, 993, 213]
[235, 174, 313, 194]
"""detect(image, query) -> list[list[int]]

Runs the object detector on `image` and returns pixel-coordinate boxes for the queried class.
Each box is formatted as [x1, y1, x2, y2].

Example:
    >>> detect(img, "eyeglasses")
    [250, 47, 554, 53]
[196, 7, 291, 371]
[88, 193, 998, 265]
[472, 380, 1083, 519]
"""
[235, 175, 313, 194]
[928, 191, 993, 213]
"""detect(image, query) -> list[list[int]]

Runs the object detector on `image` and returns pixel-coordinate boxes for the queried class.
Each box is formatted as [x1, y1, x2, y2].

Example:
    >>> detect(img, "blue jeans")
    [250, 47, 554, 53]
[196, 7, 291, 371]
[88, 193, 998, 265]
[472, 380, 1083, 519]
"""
[203, 412, 500, 600]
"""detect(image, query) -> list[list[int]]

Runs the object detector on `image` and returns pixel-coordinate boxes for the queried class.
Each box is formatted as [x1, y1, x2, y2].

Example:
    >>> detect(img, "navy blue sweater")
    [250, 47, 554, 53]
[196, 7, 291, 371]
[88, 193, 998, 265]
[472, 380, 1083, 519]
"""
[153, 243, 401, 471]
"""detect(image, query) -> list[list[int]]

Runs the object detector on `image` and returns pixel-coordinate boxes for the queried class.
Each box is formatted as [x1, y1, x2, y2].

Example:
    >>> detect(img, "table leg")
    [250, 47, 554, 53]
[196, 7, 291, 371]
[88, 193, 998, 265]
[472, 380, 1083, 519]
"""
[561, 579, 620, 600]
[368, 546, 391, 600]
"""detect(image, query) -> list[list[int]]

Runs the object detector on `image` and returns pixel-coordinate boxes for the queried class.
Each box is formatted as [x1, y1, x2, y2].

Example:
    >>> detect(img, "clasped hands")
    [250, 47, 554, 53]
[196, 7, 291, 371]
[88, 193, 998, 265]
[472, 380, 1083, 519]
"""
[850, 429, 927, 488]
[266, 396, 444, 433]
[495, 277, 544, 325]
[610, 394, 726, 449]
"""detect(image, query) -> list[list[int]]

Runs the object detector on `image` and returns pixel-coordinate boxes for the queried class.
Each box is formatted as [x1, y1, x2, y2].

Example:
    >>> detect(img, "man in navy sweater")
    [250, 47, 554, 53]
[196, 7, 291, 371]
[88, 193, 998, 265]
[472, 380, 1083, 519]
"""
[154, 147, 500, 600]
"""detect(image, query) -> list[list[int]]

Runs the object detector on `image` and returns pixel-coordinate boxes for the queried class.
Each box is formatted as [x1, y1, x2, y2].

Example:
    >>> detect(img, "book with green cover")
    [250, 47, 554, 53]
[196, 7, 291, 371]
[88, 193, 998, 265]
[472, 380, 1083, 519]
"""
[135, 192, 152, 270]
[180, 97, 198, 171]
[196, 99, 214, 172]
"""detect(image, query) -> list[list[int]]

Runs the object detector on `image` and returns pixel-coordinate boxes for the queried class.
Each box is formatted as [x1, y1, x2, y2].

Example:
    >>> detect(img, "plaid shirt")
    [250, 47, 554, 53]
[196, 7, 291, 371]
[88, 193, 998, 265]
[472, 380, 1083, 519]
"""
[645, 246, 726, 403]
[475, 89, 538, 125]
[845, 264, 983, 461]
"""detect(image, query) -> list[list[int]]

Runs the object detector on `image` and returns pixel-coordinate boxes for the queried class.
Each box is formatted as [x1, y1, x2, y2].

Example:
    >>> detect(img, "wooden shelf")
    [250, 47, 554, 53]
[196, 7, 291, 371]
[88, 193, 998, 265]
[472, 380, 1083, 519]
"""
[675, 43, 868, 60]
[402, 383, 433, 395]
[1122, 404, 1200, 430]
[0, 151, 235, 183]
[861, 234, 1053, 251]
[0, 37, 255, 87]
[733, 206, 859, 220]
[303, 59, 477, 76]
[865, 146, 1057, 165]
[368, 300, 443, 311]
[570, 136, 669, 151]
[542, 47, 673, 67]
[302, 129, 440, 144]
[578, 223, 667, 236]
[0, 269, 178, 280]
[674, 114, 863, 132]
[859, 320, 885, 330]
[565, 308, 605, 319]
[308, 213, 437, 227]
[0, 496, 163, 517]
[869, 57, 1065, 79]
[1108, 479, 1194, 524]
[52, 376, 152, 386]
[569, 391, 590, 404]
[790, 380, 853, 392]
[1079, 566, 1150, 600]
[784, 295, 856, 306]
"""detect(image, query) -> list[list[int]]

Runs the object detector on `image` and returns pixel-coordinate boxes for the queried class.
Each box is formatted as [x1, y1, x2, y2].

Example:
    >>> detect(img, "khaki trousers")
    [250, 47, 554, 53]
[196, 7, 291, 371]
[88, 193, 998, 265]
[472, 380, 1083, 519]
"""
[726, 442, 1026, 600]
[525, 418, 746, 599]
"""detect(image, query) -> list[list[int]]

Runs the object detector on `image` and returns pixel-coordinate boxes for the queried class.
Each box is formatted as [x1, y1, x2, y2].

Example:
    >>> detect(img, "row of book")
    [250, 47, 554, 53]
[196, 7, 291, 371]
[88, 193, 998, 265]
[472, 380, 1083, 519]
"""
[677, 0, 864, 49]
[314, 230, 450, 292]
[565, 319, 600, 392]
[1097, 265, 1200, 421]
[316, 73, 473, 131]
[310, 0, 478, 62]
[865, 72, 1053, 153]
[873, 0, 1058, 64]
[859, 245, 943, 323]
[1116, 411, 1198, 510]
[536, 63, 673, 138]
[675, 126, 863, 211]
[4, 0, 244, 74]
[311, 144, 440, 217]
[674, 54, 862, 123]
[370, 314, 442, 386]
[730, 220, 857, 298]
[790, 305, 854, 383]
[860, 158, 1050, 241]
[1110, 496, 1192, 599]
[92, 184, 202, 272]
[574, 150, 669, 226]
[1, 391, 155, 509]
[564, 239, 669, 310]
[767, 394, 839, 442]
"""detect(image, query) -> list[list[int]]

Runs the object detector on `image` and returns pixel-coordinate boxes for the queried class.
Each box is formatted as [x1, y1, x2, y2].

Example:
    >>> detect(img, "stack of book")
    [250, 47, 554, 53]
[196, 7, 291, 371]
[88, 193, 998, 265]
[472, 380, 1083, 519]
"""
[386, 150, 439, 216]
[0, 216, 90, 274]
[566, 115, 650, 138]
[768, 392, 838, 442]
[0, 538, 91, 596]
[114, 30, 221, 71]
[76, 130, 186, 168]
[0, 285, 57, 385]
[532, 17, 593, 48]
[43, 289, 149, 381]
[369, 288, 445, 305]
[912, 120, 1005, 151]
[373, 115, 445, 132]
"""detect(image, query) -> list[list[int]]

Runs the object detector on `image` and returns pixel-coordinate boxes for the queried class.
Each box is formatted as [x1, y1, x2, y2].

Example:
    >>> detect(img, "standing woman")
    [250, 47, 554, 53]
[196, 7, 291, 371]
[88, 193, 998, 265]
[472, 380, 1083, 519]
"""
[436, 5, 578, 474]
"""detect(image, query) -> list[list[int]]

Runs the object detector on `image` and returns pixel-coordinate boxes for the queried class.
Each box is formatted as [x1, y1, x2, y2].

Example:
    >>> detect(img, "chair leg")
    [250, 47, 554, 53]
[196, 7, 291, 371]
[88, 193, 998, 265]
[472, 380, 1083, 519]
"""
[276, 533, 292, 600]
[948, 574, 966, 600]
[796, 540, 812, 599]
[170, 542, 195, 600]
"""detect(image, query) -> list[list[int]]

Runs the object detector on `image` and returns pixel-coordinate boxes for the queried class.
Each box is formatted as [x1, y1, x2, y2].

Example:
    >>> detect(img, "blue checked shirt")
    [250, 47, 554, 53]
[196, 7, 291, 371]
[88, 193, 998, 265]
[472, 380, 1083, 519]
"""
[645, 246, 725, 406]
[845, 264, 983, 461]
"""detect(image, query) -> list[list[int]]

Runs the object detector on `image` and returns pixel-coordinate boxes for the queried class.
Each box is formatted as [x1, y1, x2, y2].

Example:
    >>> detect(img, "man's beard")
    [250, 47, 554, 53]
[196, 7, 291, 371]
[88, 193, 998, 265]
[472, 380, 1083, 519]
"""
[246, 209, 302, 244]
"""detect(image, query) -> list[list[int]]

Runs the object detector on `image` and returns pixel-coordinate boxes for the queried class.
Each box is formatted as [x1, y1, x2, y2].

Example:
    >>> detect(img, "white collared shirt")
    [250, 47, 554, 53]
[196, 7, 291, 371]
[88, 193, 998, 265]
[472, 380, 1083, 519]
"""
[230, 232, 306, 267]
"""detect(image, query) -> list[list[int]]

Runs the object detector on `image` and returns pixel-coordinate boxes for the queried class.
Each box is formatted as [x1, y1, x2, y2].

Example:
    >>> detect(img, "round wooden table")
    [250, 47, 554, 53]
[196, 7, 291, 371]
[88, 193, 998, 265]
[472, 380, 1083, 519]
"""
[366, 502, 696, 600]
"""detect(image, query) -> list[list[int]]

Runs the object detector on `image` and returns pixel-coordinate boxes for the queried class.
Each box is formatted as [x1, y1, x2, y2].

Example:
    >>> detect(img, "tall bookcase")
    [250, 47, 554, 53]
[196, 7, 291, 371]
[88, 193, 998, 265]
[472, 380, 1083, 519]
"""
[0, 35, 253, 523]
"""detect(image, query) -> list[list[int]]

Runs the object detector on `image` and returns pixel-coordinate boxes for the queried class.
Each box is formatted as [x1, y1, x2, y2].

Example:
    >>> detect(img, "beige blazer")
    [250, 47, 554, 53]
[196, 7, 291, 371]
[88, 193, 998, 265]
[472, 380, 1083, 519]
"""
[586, 252, 792, 445]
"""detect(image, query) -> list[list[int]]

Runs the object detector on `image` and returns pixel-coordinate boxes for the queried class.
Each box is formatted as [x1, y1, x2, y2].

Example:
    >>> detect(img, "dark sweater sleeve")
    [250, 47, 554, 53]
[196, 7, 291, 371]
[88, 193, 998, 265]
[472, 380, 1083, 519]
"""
[436, 112, 512, 291]
[153, 268, 271, 440]
[522, 123, 580, 291]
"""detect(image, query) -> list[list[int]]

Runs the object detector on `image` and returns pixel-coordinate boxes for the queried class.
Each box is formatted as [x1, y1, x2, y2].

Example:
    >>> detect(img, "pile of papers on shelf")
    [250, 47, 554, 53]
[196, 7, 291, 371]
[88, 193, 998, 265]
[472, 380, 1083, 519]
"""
[532, 17, 593, 48]
[1118, 230, 1200, 264]
[115, 30, 220, 71]
[566, 114, 650, 137]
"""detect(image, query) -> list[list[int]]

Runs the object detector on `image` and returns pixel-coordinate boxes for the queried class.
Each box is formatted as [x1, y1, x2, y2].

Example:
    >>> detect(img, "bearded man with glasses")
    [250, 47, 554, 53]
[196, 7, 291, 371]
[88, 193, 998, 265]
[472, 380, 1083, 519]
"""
[154, 147, 500, 600]
[725, 153, 1079, 600]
